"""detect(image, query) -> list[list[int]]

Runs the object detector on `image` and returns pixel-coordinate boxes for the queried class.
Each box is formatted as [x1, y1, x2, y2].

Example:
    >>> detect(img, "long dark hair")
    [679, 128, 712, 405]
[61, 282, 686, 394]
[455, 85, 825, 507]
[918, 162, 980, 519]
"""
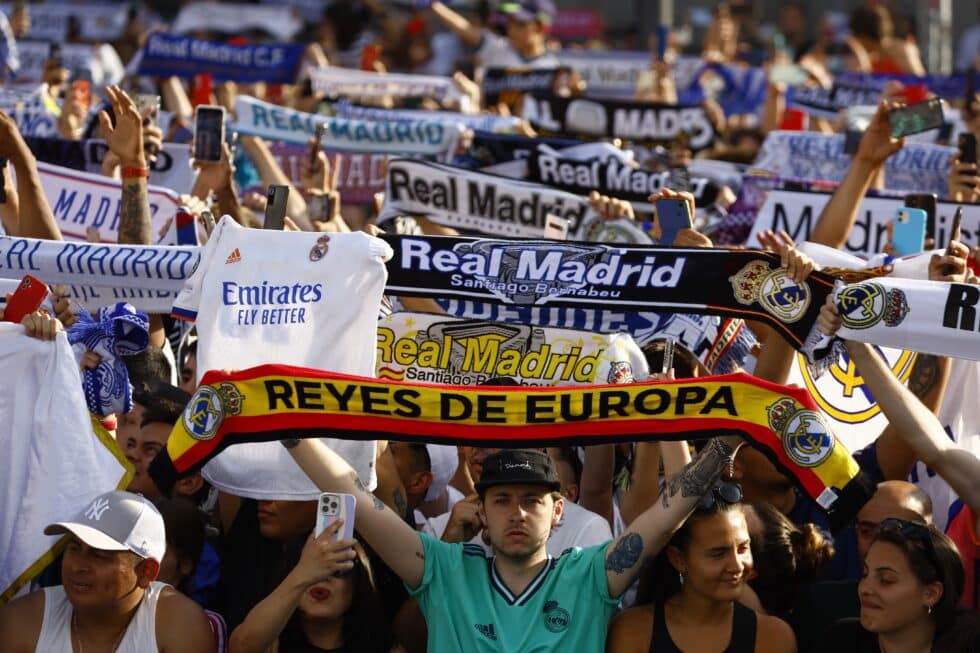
[279, 540, 393, 653]
[636, 492, 744, 605]
[871, 524, 980, 649]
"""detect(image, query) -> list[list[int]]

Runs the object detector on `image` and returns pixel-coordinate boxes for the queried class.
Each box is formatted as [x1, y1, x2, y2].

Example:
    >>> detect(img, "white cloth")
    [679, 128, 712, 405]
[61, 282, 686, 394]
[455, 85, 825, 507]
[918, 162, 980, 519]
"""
[0, 326, 129, 601]
[423, 499, 612, 555]
[35, 581, 166, 652]
[173, 217, 392, 499]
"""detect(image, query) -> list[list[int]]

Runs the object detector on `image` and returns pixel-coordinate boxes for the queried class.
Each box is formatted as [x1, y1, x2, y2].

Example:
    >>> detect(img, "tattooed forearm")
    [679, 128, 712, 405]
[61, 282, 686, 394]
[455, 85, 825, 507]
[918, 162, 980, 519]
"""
[605, 533, 643, 574]
[393, 489, 408, 520]
[661, 438, 734, 509]
[352, 476, 387, 511]
[118, 180, 152, 245]
[907, 354, 940, 399]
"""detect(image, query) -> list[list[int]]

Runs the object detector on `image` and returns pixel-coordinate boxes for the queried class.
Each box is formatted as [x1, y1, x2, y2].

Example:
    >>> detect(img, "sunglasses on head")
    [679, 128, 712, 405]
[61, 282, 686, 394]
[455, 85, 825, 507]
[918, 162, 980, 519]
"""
[698, 480, 743, 511]
[876, 518, 942, 579]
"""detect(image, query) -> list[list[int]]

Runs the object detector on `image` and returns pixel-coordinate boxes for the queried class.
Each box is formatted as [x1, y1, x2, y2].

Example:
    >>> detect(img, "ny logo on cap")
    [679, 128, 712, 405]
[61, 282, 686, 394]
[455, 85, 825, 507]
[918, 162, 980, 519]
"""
[84, 497, 111, 521]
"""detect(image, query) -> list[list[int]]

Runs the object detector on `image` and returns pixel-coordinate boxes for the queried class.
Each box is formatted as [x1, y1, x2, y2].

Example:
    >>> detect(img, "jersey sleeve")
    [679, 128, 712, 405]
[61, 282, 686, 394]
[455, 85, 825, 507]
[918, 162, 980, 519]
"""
[171, 215, 230, 321]
[405, 532, 464, 599]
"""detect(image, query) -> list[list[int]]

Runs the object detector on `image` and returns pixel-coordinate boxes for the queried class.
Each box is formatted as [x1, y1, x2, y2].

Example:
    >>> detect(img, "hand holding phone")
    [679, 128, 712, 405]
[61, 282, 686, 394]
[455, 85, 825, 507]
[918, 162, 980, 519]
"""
[958, 133, 977, 165]
[3, 275, 50, 323]
[264, 185, 289, 230]
[655, 197, 693, 245]
[315, 492, 356, 541]
[888, 98, 944, 138]
[904, 193, 937, 240]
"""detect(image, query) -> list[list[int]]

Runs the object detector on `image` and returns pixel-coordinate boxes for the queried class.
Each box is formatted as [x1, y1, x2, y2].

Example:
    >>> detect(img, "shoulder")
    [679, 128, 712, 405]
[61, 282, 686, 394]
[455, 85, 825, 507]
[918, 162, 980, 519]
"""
[606, 605, 654, 652]
[0, 589, 45, 652]
[754, 613, 796, 653]
[156, 586, 215, 653]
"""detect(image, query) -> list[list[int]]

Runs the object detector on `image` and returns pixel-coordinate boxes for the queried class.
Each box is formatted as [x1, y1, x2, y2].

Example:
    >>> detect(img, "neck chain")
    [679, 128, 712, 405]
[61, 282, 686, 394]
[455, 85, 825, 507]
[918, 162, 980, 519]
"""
[71, 602, 139, 653]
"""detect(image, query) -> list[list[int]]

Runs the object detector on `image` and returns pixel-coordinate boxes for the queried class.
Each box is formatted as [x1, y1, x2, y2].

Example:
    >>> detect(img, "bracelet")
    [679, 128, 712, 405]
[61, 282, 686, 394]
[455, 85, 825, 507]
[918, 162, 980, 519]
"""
[280, 438, 301, 449]
[121, 166, 150, 179]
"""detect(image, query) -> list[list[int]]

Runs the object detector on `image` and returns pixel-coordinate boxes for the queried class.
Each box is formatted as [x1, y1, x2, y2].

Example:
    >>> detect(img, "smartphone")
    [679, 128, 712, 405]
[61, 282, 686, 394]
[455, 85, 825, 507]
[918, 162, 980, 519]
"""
[264, 185, 289, 230]
[656, 25, 669, 61]
[904, 193, 937, 241]
[892, 208, 927, 256]
[71, 69, 93, 111]
[193, 106, 225, 162]
[768, 64, 810, 86]
[315, 492, 356, 540]
[889, 98, 944, 138]
[191, 73, 213, 108]
[3, 275, 50, 323]
[959, 132, 977, 165]
[843, 129, 863, 156]
[310, 122, 327, 167]
[360, 43, 379, 72]
[660, 337, 675, 375]
[655, 197, 692, 245]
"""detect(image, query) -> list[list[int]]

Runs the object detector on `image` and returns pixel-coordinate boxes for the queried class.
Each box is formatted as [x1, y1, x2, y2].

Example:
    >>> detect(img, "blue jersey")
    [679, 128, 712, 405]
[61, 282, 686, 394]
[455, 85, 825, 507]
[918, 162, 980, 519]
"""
[408, 533, 620, 652]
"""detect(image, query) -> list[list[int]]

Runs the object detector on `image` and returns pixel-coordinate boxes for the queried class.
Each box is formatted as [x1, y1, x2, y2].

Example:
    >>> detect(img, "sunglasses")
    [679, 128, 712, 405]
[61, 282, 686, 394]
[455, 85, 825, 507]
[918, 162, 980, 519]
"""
[698, 480, 743, 511]
[876, 518, 942, 580]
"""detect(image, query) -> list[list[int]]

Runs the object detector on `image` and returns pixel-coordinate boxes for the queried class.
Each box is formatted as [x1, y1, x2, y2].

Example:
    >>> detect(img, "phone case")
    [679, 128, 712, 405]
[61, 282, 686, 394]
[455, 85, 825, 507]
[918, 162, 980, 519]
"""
[263, 185, 289, 229]
[655, 198, 692, 245]
[959, 133, 977, 165]
[193, 106, 225, 162]
[888, 99, 944, 138]
[4, 275, 50, 323]
[315, 493, 356, 540]
[892, 208, 927, 256]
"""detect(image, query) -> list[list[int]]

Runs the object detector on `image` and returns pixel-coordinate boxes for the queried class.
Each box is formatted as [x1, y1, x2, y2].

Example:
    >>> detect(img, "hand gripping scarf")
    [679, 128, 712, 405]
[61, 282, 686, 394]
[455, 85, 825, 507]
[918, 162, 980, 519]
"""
[66, 303, 150, 417]
[150, 366, 873, 529]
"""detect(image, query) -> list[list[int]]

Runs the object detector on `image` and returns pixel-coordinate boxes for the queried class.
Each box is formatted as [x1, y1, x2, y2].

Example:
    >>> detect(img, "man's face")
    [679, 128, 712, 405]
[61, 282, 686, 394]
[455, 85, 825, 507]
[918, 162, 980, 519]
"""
[256, 499, 317, 540]
[124, 421, 170, 499]
[505, 17, 541, 55]
[180, 352, 197, 395]
[855, 492, 927, 560]
[479, 484, 561, 560]
[462, 447, 500, 483]
[61, 536, 145, 610]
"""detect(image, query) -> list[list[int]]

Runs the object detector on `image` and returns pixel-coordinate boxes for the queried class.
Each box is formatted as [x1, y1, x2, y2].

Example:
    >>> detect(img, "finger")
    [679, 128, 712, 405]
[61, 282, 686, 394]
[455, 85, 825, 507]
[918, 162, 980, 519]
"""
[98, 110, 113, 135]
[330, 153, 342, 191]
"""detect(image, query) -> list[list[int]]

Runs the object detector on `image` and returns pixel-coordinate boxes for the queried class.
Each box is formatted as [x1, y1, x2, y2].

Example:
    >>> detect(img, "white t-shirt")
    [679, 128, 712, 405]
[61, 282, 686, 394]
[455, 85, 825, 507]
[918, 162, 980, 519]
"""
[173, 217, 392, 499]
[423, 498, 612, 554]
[475, 31, 560, 71]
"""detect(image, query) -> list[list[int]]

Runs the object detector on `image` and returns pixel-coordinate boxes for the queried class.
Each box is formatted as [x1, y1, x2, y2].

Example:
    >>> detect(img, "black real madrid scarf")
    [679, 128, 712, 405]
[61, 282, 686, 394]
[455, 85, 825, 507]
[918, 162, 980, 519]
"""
[381, 235, 835, 348]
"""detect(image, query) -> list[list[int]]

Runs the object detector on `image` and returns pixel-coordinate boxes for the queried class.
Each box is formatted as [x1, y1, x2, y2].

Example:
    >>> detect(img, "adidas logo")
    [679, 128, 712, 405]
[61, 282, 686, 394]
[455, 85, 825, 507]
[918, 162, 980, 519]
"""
[474, 623, 497, 641]
[225, 248, 242, 264]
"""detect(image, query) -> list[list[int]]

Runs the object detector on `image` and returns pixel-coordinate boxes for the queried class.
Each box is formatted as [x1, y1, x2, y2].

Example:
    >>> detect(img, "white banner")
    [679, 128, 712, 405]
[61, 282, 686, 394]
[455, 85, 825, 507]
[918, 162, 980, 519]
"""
[377, 312, 649, 386]
[836, 278, 980, 362]
[37, 162, 180, 244]
[171, 3, 304, 41]
[11, 41, 97, 85]
[556, 50, 650, 98]
[233, 95, 461, 156]
[753, 131, 955, 196]
[312, 66, 460, 102]
[379, 158, 649, 243]
[747, 189, 980, 259]
[334, 101, 523, 134]
[0, 3, 127, 42]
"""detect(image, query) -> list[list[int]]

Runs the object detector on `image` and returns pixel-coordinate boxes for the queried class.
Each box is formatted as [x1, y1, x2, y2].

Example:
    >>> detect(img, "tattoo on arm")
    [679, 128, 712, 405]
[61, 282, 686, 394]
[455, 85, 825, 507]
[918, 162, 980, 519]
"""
[393, 489, 408, 520]
[118, 180, 152, 245]
[907, 354, 940, 399]
[605, 533, 643, 574]
[353, 477, 387, 511]
[661, 439, 732, 509]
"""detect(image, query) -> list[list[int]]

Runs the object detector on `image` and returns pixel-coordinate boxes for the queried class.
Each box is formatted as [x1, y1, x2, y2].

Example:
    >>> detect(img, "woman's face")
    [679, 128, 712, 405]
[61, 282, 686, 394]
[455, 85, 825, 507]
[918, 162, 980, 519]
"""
[297, 574, 355, 620]
[675, 509, 753, 602]
[859, 541, 939, 634]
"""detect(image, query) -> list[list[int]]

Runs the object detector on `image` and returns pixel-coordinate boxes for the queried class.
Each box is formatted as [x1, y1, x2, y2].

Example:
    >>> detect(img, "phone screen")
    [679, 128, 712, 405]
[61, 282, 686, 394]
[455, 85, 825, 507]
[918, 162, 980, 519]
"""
[888, 99, 944, 138]
[194, 107, 225, 162]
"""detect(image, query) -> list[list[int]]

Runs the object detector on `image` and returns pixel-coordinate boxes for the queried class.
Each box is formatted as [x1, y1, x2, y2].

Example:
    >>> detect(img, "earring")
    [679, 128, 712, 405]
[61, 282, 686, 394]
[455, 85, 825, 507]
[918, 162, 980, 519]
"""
[678, 571, 686, 586]
[927, 604, 933, 615]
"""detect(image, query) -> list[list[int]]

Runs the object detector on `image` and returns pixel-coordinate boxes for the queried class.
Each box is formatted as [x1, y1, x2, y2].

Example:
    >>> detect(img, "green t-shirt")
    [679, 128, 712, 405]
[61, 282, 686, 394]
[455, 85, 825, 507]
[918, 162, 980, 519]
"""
[407, 533, 620, 652]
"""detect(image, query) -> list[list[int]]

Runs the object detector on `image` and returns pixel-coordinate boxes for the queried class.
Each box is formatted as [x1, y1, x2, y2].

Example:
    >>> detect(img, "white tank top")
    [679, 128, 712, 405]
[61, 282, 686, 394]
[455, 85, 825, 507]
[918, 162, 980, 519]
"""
[34, 581, 166, 652]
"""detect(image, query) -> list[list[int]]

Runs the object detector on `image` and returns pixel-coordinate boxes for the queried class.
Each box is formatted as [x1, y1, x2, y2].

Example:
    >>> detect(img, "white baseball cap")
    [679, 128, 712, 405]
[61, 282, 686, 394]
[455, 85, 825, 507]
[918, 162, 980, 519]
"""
[424, 444, 459, 502]
[45, 491, 167, 562]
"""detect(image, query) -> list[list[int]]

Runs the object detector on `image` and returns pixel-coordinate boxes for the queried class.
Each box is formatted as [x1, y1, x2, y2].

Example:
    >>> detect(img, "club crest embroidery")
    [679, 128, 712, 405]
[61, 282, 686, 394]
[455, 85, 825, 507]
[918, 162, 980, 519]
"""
[729, 260, 811, 323]
[837, 283, 909, 330]
[767, 397, 835, 468]
[606, 360, 634, 384]
[183, 382, 244, 441]
[543, 600, 570, 633]
[309, 235, 330, 262]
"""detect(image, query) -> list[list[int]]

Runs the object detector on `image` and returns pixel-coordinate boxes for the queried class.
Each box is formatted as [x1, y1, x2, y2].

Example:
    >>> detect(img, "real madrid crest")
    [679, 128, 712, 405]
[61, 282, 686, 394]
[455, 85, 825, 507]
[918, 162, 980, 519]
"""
[837, 282, 909, 330]
[309, 235, 330, 262]
[183, 382, 245, 441]
[766, 397, 834, 468]
[729, 260, 811, 323]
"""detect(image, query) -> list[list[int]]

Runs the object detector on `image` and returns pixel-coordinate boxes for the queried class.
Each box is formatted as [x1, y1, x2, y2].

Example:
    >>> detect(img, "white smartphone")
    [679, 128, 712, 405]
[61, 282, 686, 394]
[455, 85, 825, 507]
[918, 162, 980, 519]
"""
[315, 492, 356, 540]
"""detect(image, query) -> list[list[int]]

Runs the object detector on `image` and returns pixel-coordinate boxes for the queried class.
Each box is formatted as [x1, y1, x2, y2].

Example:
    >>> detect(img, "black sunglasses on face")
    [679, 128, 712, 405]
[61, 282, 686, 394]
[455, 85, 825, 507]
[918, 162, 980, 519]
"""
[698, 480, 743, 511]
[876, 518, 942, 580]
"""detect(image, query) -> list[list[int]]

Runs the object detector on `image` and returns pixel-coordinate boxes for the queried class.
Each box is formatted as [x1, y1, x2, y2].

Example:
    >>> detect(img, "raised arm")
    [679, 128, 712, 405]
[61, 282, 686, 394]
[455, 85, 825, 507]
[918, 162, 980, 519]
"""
[284, 439, 426, 587]
[605, 436, 740, 597]
[810, 101, 902, 248]
[101, 85, 153, 245]
[429, 2, 482, 48]
[0, 110, 61, 240]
